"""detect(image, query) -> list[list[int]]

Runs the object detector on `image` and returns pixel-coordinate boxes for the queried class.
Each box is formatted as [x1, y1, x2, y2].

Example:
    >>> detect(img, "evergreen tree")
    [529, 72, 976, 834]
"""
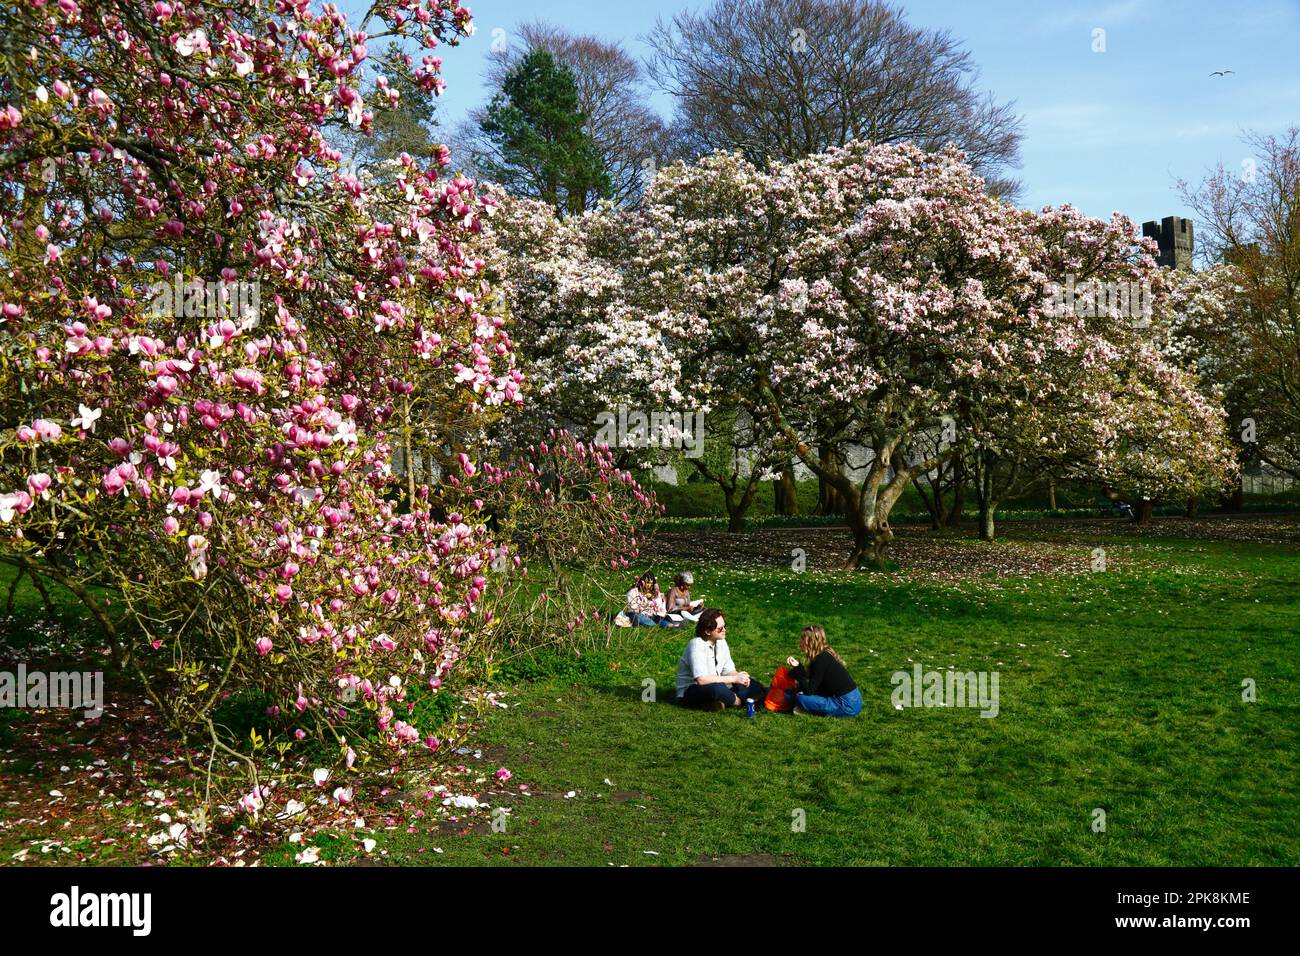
[479, 49, 611, 215]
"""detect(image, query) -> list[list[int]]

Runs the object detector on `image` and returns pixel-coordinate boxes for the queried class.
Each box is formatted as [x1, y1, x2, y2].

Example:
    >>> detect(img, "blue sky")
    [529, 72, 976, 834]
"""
[356, 0, 1300, 224]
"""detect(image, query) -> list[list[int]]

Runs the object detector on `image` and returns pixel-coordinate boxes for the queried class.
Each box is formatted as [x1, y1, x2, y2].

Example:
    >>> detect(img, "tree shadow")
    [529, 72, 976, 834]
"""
[583, 677, 681, 707]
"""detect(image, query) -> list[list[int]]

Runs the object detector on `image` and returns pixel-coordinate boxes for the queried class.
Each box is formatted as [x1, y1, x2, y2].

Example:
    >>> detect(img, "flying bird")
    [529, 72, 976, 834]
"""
[1209, 70, 1235, 77]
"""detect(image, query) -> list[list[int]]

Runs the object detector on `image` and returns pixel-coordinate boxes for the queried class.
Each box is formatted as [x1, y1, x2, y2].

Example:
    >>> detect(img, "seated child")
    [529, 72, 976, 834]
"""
[625, 572, 678, 627]
[785, 625, 861, 717]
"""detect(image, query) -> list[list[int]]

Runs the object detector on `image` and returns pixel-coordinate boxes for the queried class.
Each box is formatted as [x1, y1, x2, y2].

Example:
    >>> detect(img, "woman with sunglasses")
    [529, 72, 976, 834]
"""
[675, 608, 768, 711]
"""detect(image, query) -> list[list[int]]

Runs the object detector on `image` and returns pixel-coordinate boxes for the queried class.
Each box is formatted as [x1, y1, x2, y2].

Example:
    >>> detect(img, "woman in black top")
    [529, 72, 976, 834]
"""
[785, 625, 862, 717]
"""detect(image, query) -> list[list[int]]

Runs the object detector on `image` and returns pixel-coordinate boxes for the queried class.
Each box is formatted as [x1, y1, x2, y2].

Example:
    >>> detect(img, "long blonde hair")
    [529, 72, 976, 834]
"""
[799, 625, 843, 666]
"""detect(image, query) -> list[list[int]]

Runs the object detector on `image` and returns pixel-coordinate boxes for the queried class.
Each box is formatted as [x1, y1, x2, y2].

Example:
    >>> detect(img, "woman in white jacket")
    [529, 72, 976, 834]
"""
[675, 608, 768, 710]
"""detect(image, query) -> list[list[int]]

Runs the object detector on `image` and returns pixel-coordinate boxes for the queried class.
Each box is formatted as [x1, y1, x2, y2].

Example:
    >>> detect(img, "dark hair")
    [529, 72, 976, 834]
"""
[695, 608, 724, 638]
[636, 571, 657, 591]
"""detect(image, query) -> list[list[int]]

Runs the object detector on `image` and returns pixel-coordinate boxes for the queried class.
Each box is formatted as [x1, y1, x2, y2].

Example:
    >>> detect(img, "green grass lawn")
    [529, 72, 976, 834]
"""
[374, 529, 1300, 866]
[2, 523, 1297, 866]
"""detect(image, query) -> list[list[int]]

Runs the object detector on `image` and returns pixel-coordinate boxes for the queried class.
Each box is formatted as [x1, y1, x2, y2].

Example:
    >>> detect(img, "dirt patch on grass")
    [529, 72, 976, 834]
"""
[475, 743, 513, 766]
[644, 514, 1300, 579]
[432, 817, 492, 836]
[525, 790, 576, 801]
[645, 526, 1092, 578]
[610, 791, 649, 804]
[692, 852, 783, 867]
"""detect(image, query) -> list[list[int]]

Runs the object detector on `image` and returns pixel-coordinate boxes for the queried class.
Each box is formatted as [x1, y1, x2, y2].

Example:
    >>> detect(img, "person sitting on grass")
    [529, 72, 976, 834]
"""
[625, 572, 677, 628]
[665, 571, 704, 622]
[784, 625, 861, 717]
[676, 608, 768, 711]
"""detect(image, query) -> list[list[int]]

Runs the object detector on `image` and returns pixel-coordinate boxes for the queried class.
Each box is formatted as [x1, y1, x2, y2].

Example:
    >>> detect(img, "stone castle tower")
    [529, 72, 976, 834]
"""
[1141, 216, 1194, 269]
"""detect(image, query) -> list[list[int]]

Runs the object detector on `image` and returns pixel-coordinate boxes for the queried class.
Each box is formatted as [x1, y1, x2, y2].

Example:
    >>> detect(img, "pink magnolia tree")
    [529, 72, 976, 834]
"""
[498, 141, 1235, 566]
[485, 195, 655, 448]
[446, 429, 663, 656]
[949, 204, 1237, 534]
[0, 0, 604, 787]
[742, 144, 1233, 561]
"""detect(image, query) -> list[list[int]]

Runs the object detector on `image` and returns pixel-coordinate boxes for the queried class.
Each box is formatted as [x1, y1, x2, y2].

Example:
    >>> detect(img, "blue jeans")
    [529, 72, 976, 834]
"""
[792, 687, 862, 717]
[630, 612, 677, 628]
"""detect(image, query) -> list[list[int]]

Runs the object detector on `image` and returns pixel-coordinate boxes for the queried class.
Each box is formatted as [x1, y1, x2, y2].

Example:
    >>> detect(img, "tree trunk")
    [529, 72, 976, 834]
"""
[842, 513, 891, 570]
[1186, 495, 1198, 518]
[870, 530, 892, 565]
[1048, 478, 1057, 512]
[977, 500, 997, 541]
[1133, 499, 1154, 524]
[772, 460, 799, 515]
[725, 499, 747, 532]
[1229, 482, 1244, 512]
[945, 467, 965, 527]
[723, 481, 759, 532]
[974, 451, 997, 541]
[844, 522, 871, 570]
[816, 477, 834, 514]
[1220, 470, 1244, 512]
[928, 480, 945, 530]
[841, 465, 914, 569]
[815, 444, 849, 516]
[914, 475, 945, 530]
[835, 484, 895, 571]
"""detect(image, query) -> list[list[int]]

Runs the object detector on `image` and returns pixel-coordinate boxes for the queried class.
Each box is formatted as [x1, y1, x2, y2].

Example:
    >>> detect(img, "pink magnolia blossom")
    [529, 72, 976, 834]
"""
[0, 491, 33, 523]
[32, 419, 62, 442]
